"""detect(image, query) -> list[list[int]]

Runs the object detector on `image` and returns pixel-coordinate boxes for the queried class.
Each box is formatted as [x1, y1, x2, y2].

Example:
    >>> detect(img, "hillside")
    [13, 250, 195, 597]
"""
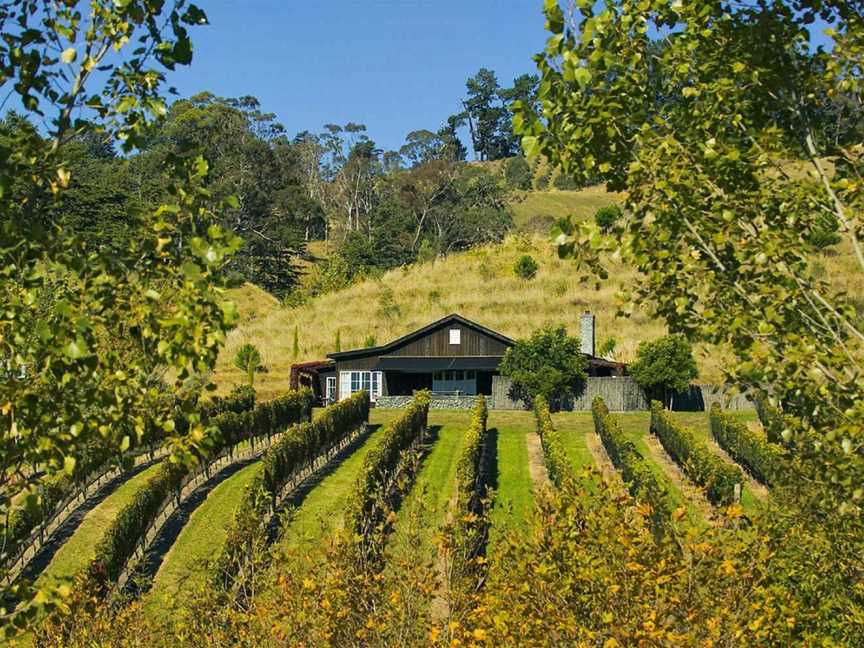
[216, 180, 863, 400]
[216, 231, 667, 399]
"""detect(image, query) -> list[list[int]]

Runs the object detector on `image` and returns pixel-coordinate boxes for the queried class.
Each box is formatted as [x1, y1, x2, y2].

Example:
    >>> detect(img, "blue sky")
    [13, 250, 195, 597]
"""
[167, 1, 550, 153]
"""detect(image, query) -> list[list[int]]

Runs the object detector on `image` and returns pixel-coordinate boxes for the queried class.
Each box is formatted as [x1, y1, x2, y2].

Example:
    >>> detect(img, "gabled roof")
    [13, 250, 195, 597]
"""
[327, 313, 514, 360]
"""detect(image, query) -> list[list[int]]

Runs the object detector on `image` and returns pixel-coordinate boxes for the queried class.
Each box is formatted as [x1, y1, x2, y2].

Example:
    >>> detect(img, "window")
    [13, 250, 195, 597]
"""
[466, 370, 475, 380]
[326, 376, 337, 403]
[339, 370, 383, 401]
[449, 328, 461, 345]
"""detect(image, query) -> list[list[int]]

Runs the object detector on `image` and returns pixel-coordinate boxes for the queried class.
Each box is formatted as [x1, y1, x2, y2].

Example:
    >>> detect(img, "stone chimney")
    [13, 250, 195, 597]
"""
[580, 312, 595, 356]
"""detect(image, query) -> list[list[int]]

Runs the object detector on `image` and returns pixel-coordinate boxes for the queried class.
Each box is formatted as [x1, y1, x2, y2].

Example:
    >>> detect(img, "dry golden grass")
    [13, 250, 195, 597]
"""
[215, 233, 671, 399]
[216, 181, 862, 401]
[508, 186, 619, 232]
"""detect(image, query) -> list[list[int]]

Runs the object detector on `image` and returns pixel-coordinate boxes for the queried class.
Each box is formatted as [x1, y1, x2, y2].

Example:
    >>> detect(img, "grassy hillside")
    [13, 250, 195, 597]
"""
[508, 186, 619, 233]
[214, 232, 670, 399]
[216, 182, 862, 400]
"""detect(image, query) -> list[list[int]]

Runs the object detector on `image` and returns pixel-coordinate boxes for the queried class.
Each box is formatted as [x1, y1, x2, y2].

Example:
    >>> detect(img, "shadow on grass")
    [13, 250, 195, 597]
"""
[266, 423, 383, 541]
[123, 455, 261, 598]
[20, 456, 161, 584]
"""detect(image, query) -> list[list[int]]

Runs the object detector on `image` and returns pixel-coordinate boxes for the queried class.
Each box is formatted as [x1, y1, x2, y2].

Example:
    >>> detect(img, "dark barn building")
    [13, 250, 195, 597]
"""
[290, 313, 625, 406]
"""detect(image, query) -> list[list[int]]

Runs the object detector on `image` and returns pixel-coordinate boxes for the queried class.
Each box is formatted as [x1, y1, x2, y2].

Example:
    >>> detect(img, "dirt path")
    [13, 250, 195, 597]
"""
[584, 431, 616, 479]
[641, 434, 719, 525]
[430, 481, 459, 626]
[703, 435, 770, 500]
[525, 432, 551, 491]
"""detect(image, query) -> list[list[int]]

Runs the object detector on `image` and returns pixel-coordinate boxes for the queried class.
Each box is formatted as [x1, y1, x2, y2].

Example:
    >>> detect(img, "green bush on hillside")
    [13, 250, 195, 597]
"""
[504, 156, 532, 190]
[594, 204, 622, 231]
[513, 254, 539, 280]
[552, 173, 580, 190]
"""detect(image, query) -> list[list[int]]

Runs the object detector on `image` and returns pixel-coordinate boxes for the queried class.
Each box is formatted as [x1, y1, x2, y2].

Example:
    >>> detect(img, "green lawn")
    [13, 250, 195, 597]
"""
[487, 411, 536, 542]
[671, 410, 765, 513]
[142, 460, 263, 619]
[36, 462, 163, 589]
[386, 410, 472, 562]
[551, 411, 597, 472]
[274, 421, 387, 556]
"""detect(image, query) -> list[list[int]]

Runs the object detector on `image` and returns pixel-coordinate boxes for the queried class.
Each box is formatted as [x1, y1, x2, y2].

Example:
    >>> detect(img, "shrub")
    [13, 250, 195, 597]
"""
[504, 156, 532, 190]
[552, 172, 579, 190]
[213, 391, 370, 591]
[710, 404, 786, 486]
[450, 395, 490, 589]
[533, 395, 574, 487]
[499, 325, 587, 406]
[630, 334, 698, 408]
[650, 402, 743, 505]
[513, 254, 539, 280]
[234, 343, 262, 388]
[345, 391, 430, 562]
[363, 335, 377, 348]
[536, 172, 550, 189]
[592, 397, 674, 533]
[594, 204, 622, 231]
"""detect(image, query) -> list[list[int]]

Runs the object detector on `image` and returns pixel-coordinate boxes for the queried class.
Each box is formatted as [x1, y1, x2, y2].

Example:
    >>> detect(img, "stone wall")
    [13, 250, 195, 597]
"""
[375, 394, 481, 410]
[490, 376, 755, 412]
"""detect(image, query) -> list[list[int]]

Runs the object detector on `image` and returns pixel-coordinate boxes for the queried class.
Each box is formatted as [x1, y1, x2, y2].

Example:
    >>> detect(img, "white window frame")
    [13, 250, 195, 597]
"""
[326, 376, 337, 403]
[339, 370, 383, 402]
[449, 328, 461, 345]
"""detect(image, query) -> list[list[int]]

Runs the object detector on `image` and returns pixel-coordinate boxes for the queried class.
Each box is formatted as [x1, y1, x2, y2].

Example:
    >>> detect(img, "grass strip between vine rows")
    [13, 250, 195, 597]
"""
[651, 401, 744, 506]
[591, 396, 675, 535]
[710, 403, 787, 487]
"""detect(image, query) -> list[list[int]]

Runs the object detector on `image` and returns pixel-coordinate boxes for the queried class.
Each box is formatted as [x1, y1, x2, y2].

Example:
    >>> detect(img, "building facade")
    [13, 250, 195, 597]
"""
[290, 313, 625, 406]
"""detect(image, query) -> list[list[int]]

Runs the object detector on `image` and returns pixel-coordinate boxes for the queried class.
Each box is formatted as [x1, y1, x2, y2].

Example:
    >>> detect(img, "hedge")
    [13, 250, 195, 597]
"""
[650, 402, 743, 506]
[455, 395, 489, 512]
[592, 397, 674, 533]
[449, 396, 490, 595]
[2, 385, 260, 572]
[752, 393, 784, 444]
[710, 403, 786, 487]
[90, 388, 312, 584]
[533, 395, 574, 488]
[345, 391, 430, 557]
[213, 391, 370, 590]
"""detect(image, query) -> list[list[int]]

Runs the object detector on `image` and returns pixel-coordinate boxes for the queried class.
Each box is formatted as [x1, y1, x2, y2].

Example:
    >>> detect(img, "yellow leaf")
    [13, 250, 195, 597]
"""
[61, 48, 76, 64]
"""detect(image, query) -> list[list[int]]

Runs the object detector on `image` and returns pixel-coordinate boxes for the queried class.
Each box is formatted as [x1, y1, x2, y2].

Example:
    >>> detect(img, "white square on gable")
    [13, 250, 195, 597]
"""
[449, 328, 461, 345]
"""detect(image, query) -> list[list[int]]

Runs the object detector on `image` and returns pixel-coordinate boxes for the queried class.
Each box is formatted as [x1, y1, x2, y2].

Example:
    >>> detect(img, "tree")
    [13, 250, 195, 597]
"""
[0, 0, 238, 631]
[461, 68, 514, 161]
[518, 0, 864, 516]
[504, 156, 532, 190]
[234, 344, 262, 388]
[630, 335, 698, 409]
[292, 327, 300, 359]
[499, 326, 587, 408]
[144, 93, 312, 297]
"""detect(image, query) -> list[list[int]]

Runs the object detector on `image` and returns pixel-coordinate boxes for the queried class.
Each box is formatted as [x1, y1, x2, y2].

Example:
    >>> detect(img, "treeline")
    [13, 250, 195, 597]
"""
[0, 69, 542, 300]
